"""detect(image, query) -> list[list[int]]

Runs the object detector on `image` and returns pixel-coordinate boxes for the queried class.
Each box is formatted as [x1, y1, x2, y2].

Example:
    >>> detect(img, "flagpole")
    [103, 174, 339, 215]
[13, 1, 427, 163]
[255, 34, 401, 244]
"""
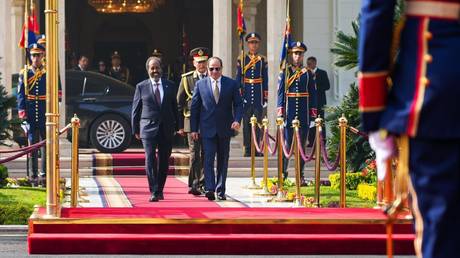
[239, 0, 245, 90]
[24, 0, 29, 96]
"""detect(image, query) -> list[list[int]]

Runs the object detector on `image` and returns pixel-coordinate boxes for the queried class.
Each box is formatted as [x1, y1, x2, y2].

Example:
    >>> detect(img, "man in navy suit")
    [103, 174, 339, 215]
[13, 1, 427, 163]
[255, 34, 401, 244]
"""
[131, 56, 178, 202]
[190, 57, 243, 201]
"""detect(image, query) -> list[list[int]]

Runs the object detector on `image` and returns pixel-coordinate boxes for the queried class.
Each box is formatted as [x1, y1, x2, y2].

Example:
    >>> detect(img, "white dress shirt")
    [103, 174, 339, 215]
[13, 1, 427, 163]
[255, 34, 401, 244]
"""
[150, 78, 164, 103]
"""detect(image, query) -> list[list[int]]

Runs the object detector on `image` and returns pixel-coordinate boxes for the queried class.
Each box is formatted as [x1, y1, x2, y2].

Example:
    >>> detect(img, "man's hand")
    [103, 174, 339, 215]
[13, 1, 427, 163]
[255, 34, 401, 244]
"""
[18, 110, 26, 119]
[369, 131, 396, 181]
[231, 122, 240, 131]
[135, 134, 140, 140]
[177, 129, 185, 136]
[191, 132, 199, 141]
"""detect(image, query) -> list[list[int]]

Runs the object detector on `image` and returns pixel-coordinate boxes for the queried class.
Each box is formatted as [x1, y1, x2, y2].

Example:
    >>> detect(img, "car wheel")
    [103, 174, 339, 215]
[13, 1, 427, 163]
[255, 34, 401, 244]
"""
[90, 114, 131, 153]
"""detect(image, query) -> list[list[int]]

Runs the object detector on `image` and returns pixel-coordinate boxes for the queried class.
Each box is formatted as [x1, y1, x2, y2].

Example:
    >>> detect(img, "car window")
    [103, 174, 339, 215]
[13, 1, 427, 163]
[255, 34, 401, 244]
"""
[67, 76, 84, 97]
[83, 77, 110, 96]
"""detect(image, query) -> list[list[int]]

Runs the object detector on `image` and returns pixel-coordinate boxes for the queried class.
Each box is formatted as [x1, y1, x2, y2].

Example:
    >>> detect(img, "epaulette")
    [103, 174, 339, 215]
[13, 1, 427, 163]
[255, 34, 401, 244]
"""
[259, 54, 267, 60]
[181, 71, 194, 77]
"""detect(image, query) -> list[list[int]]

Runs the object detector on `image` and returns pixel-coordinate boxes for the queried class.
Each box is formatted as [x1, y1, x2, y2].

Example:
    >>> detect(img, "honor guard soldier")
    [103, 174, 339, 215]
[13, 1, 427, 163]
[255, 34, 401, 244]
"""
[236, 32, 268, 157]
[176, 47, 209, 195]
[109, 51, 130, 83]
[277, 41, 317, 185]
[359, 1, 460, 257]
[17, 43, 47, 184]
[152, 49, 174, 82]
[36, 34, 46, 48]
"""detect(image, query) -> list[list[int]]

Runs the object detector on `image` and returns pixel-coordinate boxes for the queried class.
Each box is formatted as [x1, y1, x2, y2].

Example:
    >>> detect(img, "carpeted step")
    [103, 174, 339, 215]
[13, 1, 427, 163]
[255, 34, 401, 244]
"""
[28, 232, 414, 255]
[31, 221, 413, 235]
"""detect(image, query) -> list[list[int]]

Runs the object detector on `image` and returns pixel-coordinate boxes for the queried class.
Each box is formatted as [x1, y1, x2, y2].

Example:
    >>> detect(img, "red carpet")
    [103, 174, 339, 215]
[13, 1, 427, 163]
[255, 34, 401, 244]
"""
[28, 175, 415, 255]
[114, 176, 220, 208]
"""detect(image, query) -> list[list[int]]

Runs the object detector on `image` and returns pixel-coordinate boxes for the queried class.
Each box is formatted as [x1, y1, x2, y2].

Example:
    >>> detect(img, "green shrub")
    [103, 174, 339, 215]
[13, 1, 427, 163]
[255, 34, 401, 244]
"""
[17, 177, 32, 187]
[357, 183, 377, 201]
[0, 203, 34, 225]
[0, 165, 8, 187]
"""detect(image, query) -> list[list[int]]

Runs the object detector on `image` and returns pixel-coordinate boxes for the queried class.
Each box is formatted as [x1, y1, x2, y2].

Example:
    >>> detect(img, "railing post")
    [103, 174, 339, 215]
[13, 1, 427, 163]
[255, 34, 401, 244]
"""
[273, 117, 287, 201]
[339, 115, 348, 208]
[44, 0, 60, 218]
[255, 117, 273, 196]
[70, 114, 80, 208]
[292, 118, 302, 206]
[383, 159, 394, 205]
[247, 115, 261, 189]
[314, 116, 323, 207]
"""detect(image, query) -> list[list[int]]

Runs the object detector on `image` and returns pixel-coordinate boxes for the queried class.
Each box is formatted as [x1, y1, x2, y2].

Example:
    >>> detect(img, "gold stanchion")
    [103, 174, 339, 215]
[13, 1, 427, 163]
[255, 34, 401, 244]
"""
[44, 0, 60, 218]
[254, 117, 274, 196]
[272, 117, 287, 201]
[314, 116, 323, 207]
[339, 115, 347, 208]
[292, 118, 302, 206]
[247, 115, 262, 189]
[375, 180, 384, 208]
[70, 115, 80, 208]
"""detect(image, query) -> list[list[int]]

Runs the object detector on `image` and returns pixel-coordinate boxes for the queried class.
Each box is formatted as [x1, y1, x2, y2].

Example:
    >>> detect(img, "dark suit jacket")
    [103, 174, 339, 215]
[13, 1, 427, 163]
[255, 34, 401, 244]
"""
[190, 76, 243, 138]
[131, 78, 178, 139]
[314, 68, 330, 109]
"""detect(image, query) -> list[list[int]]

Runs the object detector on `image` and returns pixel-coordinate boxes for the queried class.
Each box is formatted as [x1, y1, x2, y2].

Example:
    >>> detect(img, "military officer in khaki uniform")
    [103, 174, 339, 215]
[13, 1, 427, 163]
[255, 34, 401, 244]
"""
[177, 47, 209, 195]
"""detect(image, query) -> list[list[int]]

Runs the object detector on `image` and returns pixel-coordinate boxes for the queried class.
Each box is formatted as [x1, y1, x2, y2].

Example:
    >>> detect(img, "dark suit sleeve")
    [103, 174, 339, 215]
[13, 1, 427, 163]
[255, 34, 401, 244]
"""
[235, 57, 243, 91]
[277, 70, 286, 117]
[131, 83, 142, 135]
[176, 76, 186, 130]
[190, 82, 202, 133]
[232, 80, 243, 123]
[319, 70, 330, 91]
[308, 72, 318, 118]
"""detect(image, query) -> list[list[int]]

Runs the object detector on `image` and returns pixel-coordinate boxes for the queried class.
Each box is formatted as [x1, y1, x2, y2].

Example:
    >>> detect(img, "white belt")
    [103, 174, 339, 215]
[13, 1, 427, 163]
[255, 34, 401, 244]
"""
[406, 1, 460, 20]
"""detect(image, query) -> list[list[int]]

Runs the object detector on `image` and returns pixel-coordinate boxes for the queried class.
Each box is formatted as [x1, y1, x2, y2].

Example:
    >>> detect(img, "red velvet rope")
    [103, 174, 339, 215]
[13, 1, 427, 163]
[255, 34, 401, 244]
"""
[279, 126, 295, 158]
[319, 133, 340, 171]
[295, 128, 316, 162]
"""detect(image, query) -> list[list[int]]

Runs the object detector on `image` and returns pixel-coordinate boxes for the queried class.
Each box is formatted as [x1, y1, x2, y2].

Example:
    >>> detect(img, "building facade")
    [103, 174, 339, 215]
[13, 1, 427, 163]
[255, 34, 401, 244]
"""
[0, 0, 360, 128]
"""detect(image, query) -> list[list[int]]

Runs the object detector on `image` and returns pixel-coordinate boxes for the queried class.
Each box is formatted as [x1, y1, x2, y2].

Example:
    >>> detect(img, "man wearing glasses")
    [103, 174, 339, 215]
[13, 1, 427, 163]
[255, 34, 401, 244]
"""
[190, 57, 243, 201]
[235, 32, 268, 157]
[17, 43, 47, 185]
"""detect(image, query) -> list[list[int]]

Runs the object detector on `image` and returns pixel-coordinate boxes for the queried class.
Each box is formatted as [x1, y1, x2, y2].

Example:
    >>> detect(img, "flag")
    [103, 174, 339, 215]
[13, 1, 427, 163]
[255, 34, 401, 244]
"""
[237, 0, 246, 39]
[279, 18, 292, 70]
[18, 1, 39, 48]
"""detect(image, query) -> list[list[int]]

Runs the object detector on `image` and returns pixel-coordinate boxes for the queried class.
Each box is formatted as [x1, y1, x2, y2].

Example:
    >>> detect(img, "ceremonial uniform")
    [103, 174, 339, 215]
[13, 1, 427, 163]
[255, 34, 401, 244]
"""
[277, 41, 317, 181]
[359, 1, 460, 257]
[109, 51, 130, 83]
[17, 44, 47, 179]
[177, 47, 208, 194]
[236, 33, 268, 156]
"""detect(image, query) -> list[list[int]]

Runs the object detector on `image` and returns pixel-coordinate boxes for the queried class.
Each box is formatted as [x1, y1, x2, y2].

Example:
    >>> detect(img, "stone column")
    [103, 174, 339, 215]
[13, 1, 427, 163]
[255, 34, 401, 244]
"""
[233, 0, 261, 34]
[266, 0, 286, 131]
[11, 0, 25, 80]
[0, 1, 13, 93]
[212, 0, 232, 77]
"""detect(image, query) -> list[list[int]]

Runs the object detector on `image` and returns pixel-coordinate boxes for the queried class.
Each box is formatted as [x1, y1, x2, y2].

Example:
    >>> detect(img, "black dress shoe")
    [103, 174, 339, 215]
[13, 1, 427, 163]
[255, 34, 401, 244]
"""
[190, 188, 202, 196]
[217, 195, 227, 201]
[188, 189, 193, 194]
[205, 191, 215, 201]
[149, 195, 159, 202]
[158, 193, 164, 200]
[300, 177, 308, 187]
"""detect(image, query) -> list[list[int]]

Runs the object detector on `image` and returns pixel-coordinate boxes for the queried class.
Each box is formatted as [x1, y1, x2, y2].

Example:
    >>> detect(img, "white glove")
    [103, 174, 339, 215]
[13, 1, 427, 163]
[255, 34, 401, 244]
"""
[369, 131, 396, 181]
[309, 121, 315, 128]
[262, 102, 267, 108]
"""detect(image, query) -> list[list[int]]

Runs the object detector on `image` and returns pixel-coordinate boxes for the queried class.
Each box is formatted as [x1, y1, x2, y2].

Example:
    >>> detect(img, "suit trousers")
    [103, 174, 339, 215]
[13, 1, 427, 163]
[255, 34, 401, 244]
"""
[141, 130, 172, 196]
[283, 127, 308, 179]
[243, 105, 263, 154]
[409, 138, 460, 258]
[308, 109, 326, 147]
[202, 135, 231, 197]
[28, 126, 46, 178]
[187, 134, 204, 190]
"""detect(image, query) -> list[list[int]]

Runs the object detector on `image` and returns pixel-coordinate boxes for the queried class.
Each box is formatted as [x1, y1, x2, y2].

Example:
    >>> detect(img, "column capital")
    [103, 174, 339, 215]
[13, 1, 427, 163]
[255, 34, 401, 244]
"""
[12, 0, 25, 8]
[233, 0, 262, 17]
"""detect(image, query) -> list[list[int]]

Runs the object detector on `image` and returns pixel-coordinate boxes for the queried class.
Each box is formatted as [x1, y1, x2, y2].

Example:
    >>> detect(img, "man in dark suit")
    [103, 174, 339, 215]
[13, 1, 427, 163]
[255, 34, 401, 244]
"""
[190, 57, 243, 201]
[74, 55, 89, 71]
[307, 56, 330, 146]
[131, 56, 178, 202]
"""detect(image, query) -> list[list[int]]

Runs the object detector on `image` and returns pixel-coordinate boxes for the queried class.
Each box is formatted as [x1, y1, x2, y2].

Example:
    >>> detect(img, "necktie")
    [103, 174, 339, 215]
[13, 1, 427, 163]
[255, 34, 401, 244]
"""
[213, 80, 219, 104]
[154, 84, 161, 105]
